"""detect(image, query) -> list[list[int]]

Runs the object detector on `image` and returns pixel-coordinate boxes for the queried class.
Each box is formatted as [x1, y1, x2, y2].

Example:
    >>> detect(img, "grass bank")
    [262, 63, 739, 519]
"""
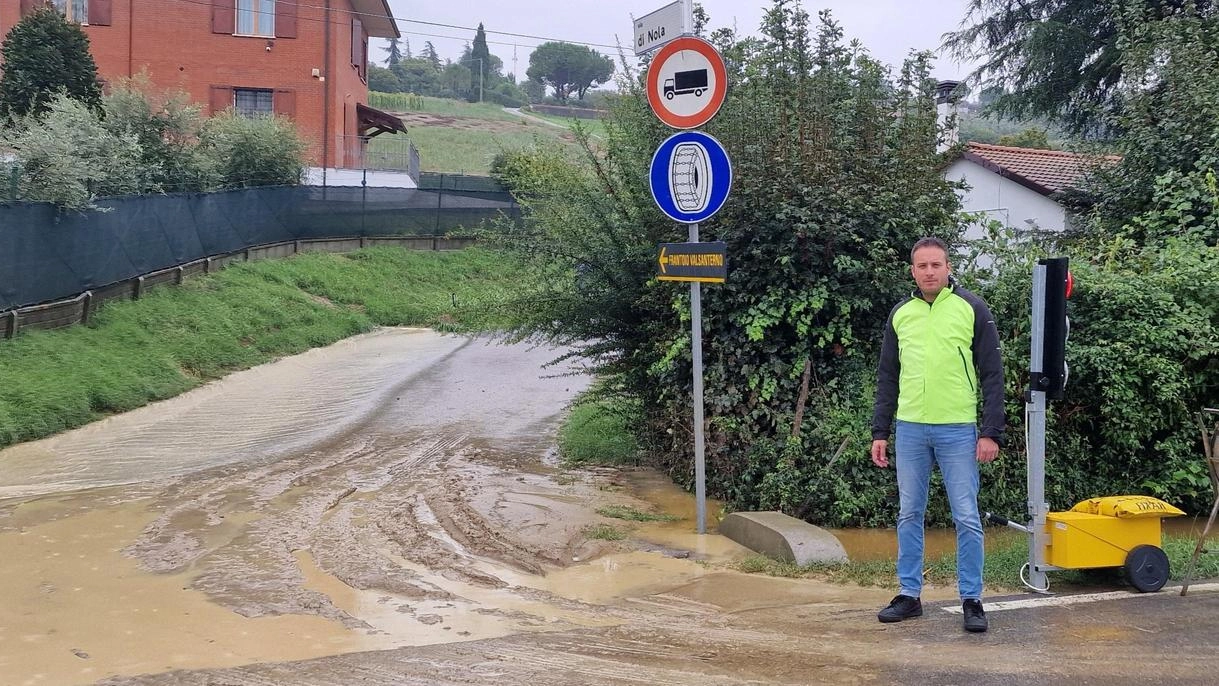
[735, 534, 1219, 592]
[557, 394, 641, 466]
[0, 247, 528, 449]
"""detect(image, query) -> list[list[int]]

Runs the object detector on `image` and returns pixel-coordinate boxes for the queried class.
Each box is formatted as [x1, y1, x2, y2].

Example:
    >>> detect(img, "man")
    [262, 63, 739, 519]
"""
[870, 236, 1004, 633]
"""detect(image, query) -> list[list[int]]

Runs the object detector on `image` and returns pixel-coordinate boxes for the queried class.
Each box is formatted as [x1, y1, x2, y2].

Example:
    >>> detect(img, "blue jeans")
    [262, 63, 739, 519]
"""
[895, 420, 983, 600]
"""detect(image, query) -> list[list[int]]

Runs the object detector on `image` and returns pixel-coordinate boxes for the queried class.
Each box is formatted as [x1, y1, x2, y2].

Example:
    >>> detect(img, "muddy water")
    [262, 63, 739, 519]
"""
[2, 329, 785, 686]
[6, 327, 1217, 685]
[0, 329, 469, 498]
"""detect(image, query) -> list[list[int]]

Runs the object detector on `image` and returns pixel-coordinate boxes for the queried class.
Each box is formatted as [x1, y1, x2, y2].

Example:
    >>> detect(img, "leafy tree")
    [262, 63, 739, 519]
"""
[422, 41, 442, 71]
[943, 0, 1218, 135]
[368, 64, 402, 93]
[0, 93, 148, 210]
[0, 7, 102, 119]
[439, 62, 473, 99]
[997, 128, 1052, 149]
[522, 78, 547, 103]
[383, 37, 403, 66]
[977, 85, 1004, 109]
[525, 42, 614, 102]
[199, 113, 305, 189]
[101, 74, 215, 193]
[491, 3, 966, 524]
[1067, 2, 1219, 247]
[392, 58, 440, 95]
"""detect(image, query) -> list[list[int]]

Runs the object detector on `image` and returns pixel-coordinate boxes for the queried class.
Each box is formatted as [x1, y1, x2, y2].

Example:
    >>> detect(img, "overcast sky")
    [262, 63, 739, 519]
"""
[380, 0, 980, 86]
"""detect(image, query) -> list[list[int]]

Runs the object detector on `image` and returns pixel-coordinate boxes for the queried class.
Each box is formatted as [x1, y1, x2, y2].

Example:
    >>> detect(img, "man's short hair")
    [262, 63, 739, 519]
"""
[910, 236, 950, 263]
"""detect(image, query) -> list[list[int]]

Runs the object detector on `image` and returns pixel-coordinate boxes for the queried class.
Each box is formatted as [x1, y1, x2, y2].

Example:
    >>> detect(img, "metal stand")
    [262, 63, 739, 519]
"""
[1026, 263, 1061, 591]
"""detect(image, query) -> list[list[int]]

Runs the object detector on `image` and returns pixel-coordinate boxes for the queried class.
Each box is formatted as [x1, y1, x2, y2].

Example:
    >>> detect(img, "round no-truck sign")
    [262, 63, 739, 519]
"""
[646, 36, 728, 129]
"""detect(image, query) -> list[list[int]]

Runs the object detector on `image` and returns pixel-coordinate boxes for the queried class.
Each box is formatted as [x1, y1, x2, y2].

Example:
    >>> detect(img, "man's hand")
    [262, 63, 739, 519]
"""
[871, 439, 889, 468]
[976, 436, 999, 463]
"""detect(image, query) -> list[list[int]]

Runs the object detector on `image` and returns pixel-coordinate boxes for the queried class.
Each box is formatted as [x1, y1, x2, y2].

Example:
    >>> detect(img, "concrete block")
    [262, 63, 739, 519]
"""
[719, 511, 848, 565]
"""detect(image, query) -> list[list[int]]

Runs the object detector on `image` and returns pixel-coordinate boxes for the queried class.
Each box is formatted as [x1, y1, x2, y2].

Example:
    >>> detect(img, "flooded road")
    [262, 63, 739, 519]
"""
[3, 328, 1218, 685]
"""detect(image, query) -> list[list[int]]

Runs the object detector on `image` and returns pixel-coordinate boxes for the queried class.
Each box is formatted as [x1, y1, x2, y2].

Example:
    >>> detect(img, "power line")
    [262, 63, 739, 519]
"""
[164, 0, 624, 53]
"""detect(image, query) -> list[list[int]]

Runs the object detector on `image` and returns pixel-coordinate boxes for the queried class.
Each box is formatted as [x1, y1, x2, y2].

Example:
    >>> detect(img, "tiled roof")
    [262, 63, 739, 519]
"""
[961, 142, 1121, 196]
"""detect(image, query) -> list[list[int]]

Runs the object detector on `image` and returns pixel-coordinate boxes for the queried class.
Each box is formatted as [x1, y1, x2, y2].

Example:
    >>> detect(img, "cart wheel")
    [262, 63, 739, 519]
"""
[1123, 545, 1170, 592]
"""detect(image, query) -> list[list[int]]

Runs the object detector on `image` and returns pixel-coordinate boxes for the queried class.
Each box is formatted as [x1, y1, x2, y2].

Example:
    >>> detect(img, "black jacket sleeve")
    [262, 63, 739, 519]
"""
[963, 290, 1006, 441]
[871, 303, 902, 440]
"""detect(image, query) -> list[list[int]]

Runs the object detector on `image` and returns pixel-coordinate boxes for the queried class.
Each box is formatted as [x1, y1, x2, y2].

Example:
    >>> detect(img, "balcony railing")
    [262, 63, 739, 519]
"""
[337, 135, 419, 181]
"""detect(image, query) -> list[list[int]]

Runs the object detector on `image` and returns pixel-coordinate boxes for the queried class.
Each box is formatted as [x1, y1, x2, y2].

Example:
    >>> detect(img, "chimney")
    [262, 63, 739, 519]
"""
[935, 80, 962, 154]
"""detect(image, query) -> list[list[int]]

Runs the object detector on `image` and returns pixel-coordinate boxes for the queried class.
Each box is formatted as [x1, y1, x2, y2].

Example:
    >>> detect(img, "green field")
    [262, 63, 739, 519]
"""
[368, 94, 587, 174]
[0, 248, 529, 449]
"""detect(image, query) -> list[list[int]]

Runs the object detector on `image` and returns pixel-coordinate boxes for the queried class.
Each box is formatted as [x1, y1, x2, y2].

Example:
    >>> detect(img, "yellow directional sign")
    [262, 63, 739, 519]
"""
[656, 241, 727, 283]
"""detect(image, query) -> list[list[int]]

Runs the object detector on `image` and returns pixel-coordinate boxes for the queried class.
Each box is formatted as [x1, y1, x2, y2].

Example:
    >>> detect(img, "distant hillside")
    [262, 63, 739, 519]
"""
[368, 94, 592, 175]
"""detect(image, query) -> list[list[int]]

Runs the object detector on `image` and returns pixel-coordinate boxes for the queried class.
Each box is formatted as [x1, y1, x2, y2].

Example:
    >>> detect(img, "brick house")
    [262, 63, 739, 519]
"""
[0, 0, 407, 173]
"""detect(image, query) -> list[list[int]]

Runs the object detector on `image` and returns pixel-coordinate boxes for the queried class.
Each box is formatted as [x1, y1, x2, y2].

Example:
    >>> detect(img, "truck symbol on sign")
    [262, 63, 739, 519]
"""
[664, 69, 708, 100]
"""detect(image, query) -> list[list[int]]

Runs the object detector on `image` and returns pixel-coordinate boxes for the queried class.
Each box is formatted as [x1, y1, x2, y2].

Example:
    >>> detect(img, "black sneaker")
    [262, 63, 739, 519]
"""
[877, 594, 922, 623]
[963, 598, 988, 633]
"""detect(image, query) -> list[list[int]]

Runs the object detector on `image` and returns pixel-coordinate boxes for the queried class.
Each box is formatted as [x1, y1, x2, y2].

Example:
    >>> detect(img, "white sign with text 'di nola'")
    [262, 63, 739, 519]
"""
[633, 1, 686, 56]
[645, 36, 728, 129]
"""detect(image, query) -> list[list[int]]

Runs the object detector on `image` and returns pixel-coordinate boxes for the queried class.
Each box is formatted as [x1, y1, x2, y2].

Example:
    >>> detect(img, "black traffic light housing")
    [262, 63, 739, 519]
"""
[1035, 257, 1070, 400]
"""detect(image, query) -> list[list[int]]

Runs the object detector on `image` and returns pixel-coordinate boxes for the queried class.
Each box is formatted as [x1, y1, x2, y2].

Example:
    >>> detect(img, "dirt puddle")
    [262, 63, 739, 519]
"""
[0, 328, 789, 685]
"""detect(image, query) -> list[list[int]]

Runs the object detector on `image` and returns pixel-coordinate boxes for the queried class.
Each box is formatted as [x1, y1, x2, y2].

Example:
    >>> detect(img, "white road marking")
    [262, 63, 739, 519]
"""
[940, 583, 1219, 613]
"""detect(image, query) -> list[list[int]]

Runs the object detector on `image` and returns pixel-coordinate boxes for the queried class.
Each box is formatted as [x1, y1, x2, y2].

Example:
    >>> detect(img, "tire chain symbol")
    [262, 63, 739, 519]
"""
[669, 142, 711, 213]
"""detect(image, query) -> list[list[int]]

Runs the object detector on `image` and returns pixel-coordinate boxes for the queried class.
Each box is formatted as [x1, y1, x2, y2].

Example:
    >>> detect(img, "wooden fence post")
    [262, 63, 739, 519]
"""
[5, 310, 16, 339]
[81, 291, 93, 326]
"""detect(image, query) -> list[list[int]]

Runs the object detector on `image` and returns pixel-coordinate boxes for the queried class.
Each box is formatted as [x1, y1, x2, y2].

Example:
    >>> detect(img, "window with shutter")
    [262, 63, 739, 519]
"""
[273, 90, 295, 118]
[275, 0, 297, 38]
[209, 86, 234, 115]
[236, 0, 275, 37]
[49, 1, 90, 23]
[211, 0, 235, 34]
[88, 0, 111, 25]
[234, 88, 274, 117]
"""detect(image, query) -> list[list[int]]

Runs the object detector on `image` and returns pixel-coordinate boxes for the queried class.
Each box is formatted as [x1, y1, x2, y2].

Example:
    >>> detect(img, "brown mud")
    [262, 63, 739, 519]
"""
[2, 329, 1214, 685]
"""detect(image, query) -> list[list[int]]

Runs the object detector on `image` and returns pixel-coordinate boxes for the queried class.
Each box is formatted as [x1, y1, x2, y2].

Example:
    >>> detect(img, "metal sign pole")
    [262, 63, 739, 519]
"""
[690, 221, 707, 534]
[1027, 264, 1051, 591]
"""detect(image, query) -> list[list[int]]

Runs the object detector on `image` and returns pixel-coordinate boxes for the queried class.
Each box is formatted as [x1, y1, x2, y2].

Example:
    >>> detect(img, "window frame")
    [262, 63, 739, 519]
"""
[233, 88, 275, 118]
[235, 0, 275, 38]
[54, 0, 89, 24]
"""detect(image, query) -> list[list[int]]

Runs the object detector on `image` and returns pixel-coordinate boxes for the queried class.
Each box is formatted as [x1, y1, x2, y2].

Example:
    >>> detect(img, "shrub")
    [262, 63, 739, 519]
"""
[199, 112, 306, 188]
[0, 93, 149, 210]
[101, 74, 216, 193]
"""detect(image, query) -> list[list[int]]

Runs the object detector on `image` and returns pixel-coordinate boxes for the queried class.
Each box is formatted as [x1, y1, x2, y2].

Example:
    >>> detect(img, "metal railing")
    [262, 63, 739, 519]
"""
[338, 134, 419, 180]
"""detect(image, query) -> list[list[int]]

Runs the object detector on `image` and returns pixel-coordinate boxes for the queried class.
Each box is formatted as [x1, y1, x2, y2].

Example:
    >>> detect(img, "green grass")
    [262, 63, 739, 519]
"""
[596, 505, 680, 523]
[558, 396, 640, 466]
[0, 247, 530, 449]
[370, 93, 523, 122]
[521, 110, 609, 139]
[404, 125, 564, 175]
[366, 92, 585, 174]
[584, 523, 630, 541]
[731, 534, 1219, 592]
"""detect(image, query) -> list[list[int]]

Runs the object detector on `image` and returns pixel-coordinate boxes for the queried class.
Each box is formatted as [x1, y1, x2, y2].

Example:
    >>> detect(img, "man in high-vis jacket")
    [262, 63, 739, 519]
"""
[870, 236, 1005, 633]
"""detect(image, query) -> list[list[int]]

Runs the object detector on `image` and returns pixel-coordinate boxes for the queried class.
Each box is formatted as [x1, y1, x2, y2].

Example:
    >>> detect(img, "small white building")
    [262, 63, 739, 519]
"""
[945, 142, 1117, 240]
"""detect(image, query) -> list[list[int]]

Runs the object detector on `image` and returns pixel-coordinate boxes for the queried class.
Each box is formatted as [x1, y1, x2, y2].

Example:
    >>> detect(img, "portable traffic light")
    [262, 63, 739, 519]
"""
[1036, 257, 1071, 400]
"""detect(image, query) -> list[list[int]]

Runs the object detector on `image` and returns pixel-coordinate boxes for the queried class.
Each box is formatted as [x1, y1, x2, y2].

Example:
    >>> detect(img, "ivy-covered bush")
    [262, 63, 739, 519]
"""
[490, 2, 967, 524]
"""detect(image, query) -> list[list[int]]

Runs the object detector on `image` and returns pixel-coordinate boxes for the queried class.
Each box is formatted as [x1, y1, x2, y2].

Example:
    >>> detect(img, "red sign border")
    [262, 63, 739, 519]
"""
[646, 36, 728, 129]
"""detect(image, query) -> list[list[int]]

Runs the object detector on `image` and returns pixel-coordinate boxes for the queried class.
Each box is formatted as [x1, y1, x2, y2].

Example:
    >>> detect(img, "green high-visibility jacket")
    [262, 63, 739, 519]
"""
[871, 281, 1005, 441]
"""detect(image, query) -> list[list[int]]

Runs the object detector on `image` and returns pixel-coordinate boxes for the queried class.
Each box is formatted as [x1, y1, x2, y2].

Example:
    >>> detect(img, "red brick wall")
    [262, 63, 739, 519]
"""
[0, 0, 373, 167]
